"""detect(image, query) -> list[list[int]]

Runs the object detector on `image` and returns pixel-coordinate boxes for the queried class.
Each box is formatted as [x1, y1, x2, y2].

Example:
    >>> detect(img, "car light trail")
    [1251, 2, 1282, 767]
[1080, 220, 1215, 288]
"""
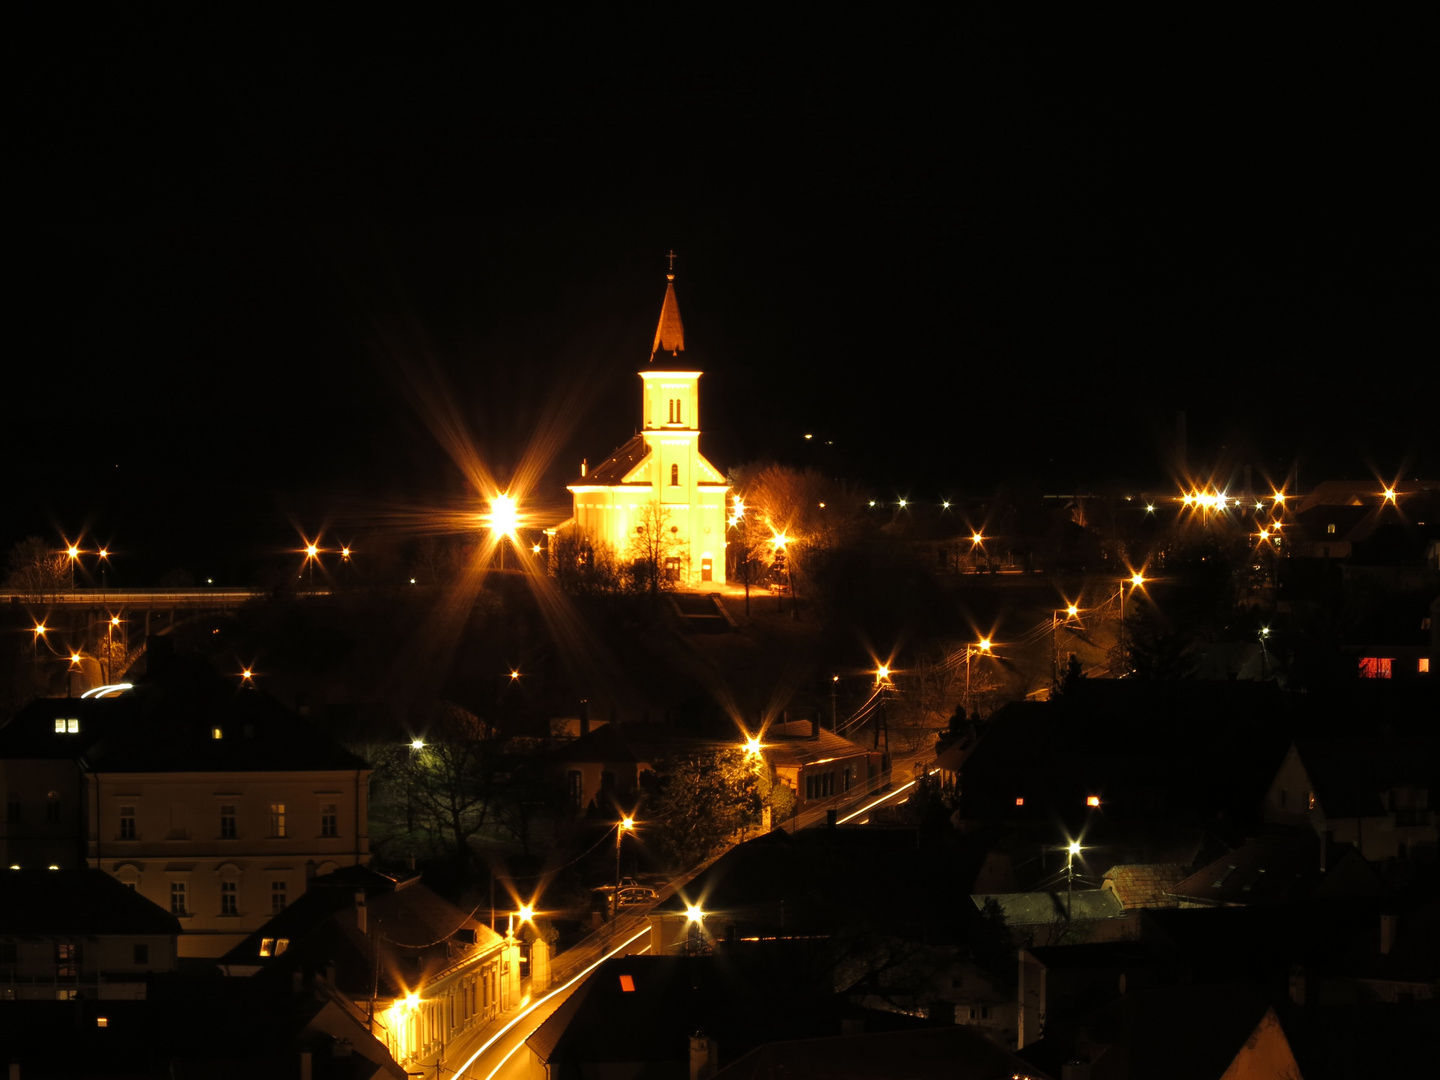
[456, 926, 651, 1078]
[837, 778, 918, 824]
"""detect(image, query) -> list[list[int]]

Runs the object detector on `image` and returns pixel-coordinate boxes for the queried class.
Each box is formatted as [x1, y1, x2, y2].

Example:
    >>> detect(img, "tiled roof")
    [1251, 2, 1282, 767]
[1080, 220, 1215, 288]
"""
[1167, 835, 1390, 906]
[974, 889, 1124, 924]
[577, 434, 649, 485]
[1102, 864, 1189, 909]
[0, 867, 180, 936]
[763, 720, 873, 768]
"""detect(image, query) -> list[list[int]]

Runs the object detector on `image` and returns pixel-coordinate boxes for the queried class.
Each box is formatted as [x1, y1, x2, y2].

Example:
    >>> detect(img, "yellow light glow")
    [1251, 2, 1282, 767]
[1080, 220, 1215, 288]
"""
[532, 543, 541, 554]
[517, 904, 535, 923]
[733, 497, 745, 517]
[1067, 605, 1079, 618]
[686, 904, 704, 922]
[898, 499, 907, 508]
[972, 532, 984, 544]
[405, 991, 421, 1010]
[1086, 796, 1100, 807]
[620, 816, 634, 831]
[1273, 492, 1285, 503]
[942, 501, 951, 509]
[876, 664, 890, 682]
[241, 669, 253, 681]
[485, 493, 520, 538]
[743, 736, 763, 757]
[341, 546, 351, 558]
[67, 546, 80, 559]
[771, 531, 788, 549]
[98, 548, 109, 559]
[34, 624, 46, 636]
[111, 616, 121, 626]
[1130, 573, 1145, 586]
[71, 653, 82, 664]
[306, 544, 318, 558]
[977, 639, 991, 653]
[1068, 841, 1082, 855]
[411, 739, 425, 750]
[1384, 488, 1397, 502]
[509, 669, 521, 681]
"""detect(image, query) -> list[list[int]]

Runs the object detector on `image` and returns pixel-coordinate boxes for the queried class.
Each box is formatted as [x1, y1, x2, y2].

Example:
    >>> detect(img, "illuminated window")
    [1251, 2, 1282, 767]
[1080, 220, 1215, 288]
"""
[170, 882, 187, 915]
[56, 943, 79, 976]
[56, 989, 78, 1001]
[1326, 523, 1336, 534]
[320, 802, 338, 838]
[1420, 659, 1430, 674]
[220, 881, 238, 916]
[220, 805, 236, 839]
[271, 880, 287, 913]
[1358, 657, 1392, 679]
[1086, 796, 1101, 807]
[1015, 797, 1024, 806]
[68, 719, 78, 733]
[96, 1017, 108, 1028]
[270, 803, 286, 838]
[212, 726, 223, 739]
[54, 719, 64, 733]
[619, 974, 636, 992]
[275, 938, 289, 955]
[119, 806, 135, 839]
[259, 938, 274, 957]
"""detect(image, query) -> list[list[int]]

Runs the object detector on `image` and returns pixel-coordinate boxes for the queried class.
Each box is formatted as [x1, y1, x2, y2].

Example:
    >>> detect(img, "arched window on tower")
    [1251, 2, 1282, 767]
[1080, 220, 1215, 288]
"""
[670, 464, 679, 486]
[675, 400, 682, 425]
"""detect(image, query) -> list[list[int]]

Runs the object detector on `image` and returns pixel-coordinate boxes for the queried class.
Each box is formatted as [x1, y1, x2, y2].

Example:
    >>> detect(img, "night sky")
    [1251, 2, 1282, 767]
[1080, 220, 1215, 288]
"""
[7, 16, 1433, 583]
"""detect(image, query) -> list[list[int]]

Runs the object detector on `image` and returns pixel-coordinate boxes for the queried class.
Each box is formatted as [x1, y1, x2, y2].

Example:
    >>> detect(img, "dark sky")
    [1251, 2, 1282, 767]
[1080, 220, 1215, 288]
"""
[6, 15, 1433, 582]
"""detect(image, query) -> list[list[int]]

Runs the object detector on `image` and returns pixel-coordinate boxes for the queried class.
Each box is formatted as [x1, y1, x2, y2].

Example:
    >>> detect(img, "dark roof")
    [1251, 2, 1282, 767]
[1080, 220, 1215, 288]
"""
[578, 434, 649, 485]
[0, 867, 180, 936]
[1102, 864, 1189, 909]
[713, 1025, 1054, 1080]
[1077, 983, 1289, 1080]
[551, 721, 730, 765]
[528, 955, 954, 1077]
[974, 889, 1125, 925]
[1, 673, 370, 774]
[762, 719, 873, 768]
[1167, 835, 1390, 906]
[1295, 737, 1440, 818]
[221, 867, 504, 999]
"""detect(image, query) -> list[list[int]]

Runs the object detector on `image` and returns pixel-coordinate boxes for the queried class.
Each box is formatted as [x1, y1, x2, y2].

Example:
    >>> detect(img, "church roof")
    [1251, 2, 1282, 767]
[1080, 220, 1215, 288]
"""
[650, 277, 685, 359]
[578, 434, 651, 485]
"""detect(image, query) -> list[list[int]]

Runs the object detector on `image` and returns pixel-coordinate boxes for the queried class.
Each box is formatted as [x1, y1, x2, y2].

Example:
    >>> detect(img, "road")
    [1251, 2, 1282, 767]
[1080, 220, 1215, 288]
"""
[446, 924, 652, 1079]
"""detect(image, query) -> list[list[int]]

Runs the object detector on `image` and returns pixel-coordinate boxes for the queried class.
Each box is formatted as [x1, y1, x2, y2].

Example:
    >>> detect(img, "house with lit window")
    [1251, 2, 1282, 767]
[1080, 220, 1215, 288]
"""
[0, 647, 372, 958]
[1262, 738, 1439, 869]
[555, 267, 730, 587]
[0, 867, 179, 1001]
[222, 864, 518, 1074]
[761, 719, 880, 810]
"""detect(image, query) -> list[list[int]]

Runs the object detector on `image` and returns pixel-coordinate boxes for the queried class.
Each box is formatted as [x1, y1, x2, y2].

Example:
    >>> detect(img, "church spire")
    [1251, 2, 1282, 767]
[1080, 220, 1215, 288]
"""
[650, 251, 685, 359]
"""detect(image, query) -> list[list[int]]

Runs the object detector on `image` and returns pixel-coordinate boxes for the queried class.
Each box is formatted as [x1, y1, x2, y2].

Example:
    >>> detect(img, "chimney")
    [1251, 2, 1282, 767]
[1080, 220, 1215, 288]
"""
[810, 714, 819, 740]
[688, 1032, 717, 1080]
[1380, 912, 1397, 955]
[580, 699, 590, 737]
[581, 459, 588, 477]
[1288, 963, 1306, 1006]
[355, 891, 367, 935]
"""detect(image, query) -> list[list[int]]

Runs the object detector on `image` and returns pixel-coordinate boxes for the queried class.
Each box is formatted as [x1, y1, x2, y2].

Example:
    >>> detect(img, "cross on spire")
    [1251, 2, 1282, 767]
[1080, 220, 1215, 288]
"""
[666, 249, 677, 275]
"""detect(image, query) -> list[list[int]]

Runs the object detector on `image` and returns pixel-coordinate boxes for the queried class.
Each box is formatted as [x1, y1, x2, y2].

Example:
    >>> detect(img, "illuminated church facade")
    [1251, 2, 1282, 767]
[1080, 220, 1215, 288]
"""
[563, 271, 729, 586]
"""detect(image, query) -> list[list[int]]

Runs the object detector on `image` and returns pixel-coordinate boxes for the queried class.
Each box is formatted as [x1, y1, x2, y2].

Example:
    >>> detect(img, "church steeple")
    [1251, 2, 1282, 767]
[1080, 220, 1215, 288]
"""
[650, 253, 685, 359]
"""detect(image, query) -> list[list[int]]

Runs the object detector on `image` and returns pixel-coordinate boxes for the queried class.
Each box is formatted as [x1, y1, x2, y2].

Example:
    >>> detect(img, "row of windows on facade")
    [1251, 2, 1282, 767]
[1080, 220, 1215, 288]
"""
[165, 878, 289, 917]
[666, 399, 684, 424]
[387, 961, 506, 1065]
[0, 941, 151, 975]
[804, 768, 855, 801]
[111, 802, 339, 840]
[6, 793, 66, 823]
[1358, 657, 1431, 678]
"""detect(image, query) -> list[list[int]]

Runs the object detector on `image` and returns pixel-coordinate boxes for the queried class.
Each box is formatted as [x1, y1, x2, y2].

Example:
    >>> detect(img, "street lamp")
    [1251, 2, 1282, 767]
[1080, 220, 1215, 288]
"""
[97, 548, 110, 592]
[65, 543, 81, 590]
[613, 816, 634, 922]
[964, 639, 992, 713]
[1066, 839, 1082, 920]
[1051, 605, 1080, 690]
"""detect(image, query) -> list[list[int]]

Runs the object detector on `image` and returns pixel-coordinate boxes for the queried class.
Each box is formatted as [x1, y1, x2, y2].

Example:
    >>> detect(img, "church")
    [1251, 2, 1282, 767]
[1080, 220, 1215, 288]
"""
[560, 268, 729, 586]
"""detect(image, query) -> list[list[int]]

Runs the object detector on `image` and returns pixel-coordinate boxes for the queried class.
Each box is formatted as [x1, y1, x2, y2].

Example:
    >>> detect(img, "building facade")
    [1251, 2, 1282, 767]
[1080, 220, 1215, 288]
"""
[563, 271, 729, 587]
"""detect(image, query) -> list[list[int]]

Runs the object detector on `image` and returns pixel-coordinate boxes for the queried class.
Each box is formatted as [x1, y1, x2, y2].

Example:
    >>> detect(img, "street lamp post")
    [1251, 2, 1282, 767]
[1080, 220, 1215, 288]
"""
[1118, 574, 1144, 676]
[1066, 840, 1081, 920]
[1051, 605, 1079, 690]
[613, 816, 634, 923]
[964, 639, 992, 714]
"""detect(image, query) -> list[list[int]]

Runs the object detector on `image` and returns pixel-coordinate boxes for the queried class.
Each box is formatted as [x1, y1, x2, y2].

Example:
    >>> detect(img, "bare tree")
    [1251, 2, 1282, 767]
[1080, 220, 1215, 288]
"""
[5, 537, 68, 602]
[626, 500, 689, 598]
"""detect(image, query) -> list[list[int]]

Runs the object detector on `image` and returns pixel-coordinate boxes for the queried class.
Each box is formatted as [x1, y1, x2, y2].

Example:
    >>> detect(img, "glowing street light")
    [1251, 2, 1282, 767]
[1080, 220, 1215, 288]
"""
[964, 639, 992, 712]
[1051, 605, 1082, 690]
[613, 815, 635, 922]
[743, 735, 763, 758]
[410, 738, 425, 751]
[685, 903, 705, 923]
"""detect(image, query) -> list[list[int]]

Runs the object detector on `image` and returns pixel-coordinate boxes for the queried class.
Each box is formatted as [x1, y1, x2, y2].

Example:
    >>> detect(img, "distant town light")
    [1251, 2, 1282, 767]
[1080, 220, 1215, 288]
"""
[743, 736, 763, 757]
[517, 904, 535, 924]
[484, 493, 520, 538]
[977, 639, 991, 653]
[411, 739, 425, 751]
[972, 533, 984, 544]
[1384, 488, 1397, 502]
[1015, 797, 1024, 806]
[1068, 841, 1082, 856]
[1086, 796, 1101, 807]
[686, 904, 705, 922]
[1130, 573, 1145, 587]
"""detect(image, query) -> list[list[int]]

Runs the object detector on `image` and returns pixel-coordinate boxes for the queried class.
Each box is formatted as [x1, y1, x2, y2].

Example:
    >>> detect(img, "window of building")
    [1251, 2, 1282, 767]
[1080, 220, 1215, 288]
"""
[55, 943, 82, 973]
[54, 718, 79, 734]
[45, 794, 61, 822]
[270, 803, 286, 838]
[119, 806, 135, 839]
[259, 938, 274, 957]
[320, 802, 338, 838]
[220, 881, 238, 916]
[1307, 791, 1317, 811]
[133, 944, 148, 965]
[170, 882, 187, 916]
[220, 804, 236, 839]
[56, 989, 78, 1001]
[1326, 523, 1336, 534]
[1358, 657, 1393, 679]
[6, 800, 21, 824]
[211, 726, 223, 739]
[271, 880, 287, 914]
[567, 770, 583, 810]
[1420, 658, 1431, 674]
[670, 463, 679, 486]
[274, 938, 289, 955]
